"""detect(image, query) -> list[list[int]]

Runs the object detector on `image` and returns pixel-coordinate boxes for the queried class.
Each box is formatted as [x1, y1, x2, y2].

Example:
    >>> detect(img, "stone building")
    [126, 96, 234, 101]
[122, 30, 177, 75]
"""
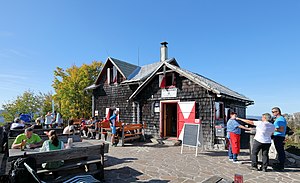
[86, 42, 254, 148]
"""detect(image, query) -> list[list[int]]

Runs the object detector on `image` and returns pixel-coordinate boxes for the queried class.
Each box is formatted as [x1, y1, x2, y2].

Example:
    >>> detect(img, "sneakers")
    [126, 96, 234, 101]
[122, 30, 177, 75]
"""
[228, 158, 233, 161]
[233, 160, 241, 164]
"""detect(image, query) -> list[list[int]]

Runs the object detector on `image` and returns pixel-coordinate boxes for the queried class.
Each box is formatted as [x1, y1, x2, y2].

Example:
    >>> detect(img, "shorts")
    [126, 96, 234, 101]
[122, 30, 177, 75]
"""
[111, 126, 116, 135]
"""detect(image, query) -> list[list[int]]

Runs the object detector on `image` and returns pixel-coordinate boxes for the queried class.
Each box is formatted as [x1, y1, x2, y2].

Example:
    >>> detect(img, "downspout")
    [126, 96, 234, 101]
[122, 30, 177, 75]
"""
[132, 102, 136, 123]
[137, 102, 140, 124]
[208, 91, 214, 149]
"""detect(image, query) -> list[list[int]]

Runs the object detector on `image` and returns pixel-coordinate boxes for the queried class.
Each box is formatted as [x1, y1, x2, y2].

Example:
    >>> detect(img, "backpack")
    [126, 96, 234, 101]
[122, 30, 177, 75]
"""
[9, 156, 37, 183]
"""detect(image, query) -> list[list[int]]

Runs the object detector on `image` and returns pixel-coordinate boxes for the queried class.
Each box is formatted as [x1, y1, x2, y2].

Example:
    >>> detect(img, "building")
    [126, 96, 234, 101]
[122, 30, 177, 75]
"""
[86, 42, 254, 148]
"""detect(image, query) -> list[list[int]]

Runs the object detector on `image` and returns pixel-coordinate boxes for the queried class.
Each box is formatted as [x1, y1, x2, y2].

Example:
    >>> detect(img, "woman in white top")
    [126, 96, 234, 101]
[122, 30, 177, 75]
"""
[44, 112, 53, 129]
[237, 113, 275, 172]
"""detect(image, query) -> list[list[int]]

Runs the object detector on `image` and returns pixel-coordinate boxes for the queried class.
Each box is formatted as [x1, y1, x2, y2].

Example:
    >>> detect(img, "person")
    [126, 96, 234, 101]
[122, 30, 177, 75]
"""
[55, 112, 63, 128]
[80, 119, 88, 138]
[109, 109, 119, 146]
[271, 107, 287, 171]
[87, 118, 98, 139]
[12, 127, 43, 149]
[10, 117, 25, 130]
[226, 112, 251, 163]
[45, 111, 53, 129]
[63, 119, 75, 135]
[36, 115, 45, 127]
[237, 113, 275, 172]
[40, 130, 64, 169]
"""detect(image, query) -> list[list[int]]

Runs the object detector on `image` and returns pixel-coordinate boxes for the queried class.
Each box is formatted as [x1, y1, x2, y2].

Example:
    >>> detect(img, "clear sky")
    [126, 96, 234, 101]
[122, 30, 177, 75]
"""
[0, 1, 300, 115]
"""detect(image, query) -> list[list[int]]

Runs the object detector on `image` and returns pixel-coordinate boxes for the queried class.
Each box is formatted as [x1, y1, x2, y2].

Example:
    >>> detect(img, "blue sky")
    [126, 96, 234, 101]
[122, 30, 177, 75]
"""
[0, 1, 300, 115]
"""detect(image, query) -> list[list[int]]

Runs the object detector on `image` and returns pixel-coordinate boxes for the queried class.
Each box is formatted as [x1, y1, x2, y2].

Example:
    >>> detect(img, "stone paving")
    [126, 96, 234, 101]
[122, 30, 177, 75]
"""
[102, 142, 300, 183]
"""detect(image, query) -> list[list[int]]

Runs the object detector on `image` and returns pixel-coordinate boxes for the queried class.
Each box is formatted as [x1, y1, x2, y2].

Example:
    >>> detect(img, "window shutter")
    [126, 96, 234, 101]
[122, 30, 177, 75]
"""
[107, 68, 111, 85]
[159, 75, 166, 88]
[113, 66, 117, 84]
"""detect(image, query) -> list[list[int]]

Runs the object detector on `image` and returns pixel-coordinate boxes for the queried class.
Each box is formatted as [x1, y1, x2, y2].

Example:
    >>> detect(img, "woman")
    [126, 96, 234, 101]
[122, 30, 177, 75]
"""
[40, 130, 64, 169]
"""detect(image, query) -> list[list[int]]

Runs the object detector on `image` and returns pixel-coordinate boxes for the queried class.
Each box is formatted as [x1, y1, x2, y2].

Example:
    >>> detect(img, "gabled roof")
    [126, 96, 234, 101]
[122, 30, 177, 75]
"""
[123, 58, 177, 84]
[109, 57, 139, 79]
[93, 57, 139, 85]
[129, 61, 254, 104]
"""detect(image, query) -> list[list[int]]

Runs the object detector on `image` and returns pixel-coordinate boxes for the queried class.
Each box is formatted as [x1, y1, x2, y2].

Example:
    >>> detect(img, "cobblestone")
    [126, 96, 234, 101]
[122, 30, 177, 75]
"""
[103, 143, 300, 182]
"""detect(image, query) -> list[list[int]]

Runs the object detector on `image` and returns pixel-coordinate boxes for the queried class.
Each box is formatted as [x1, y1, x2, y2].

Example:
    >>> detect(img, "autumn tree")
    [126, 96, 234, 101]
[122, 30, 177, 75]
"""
[52, 61, 102, 119]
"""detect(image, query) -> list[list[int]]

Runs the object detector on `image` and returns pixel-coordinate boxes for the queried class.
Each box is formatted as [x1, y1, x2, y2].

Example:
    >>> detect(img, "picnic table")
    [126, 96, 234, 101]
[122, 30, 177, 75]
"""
[9, 128, 64, 137]
[8, 141, 109, 182]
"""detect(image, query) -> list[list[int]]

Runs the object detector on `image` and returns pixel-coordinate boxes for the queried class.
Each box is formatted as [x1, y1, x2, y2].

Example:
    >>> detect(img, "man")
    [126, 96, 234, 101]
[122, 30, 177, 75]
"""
[110, 110, 119, 146]
[12, 127, 43, 149]
[237, 113, 275, 172]
[63, 119, 75, 135]
[226, 112, 251, 163]
[271, 107, 287, 171]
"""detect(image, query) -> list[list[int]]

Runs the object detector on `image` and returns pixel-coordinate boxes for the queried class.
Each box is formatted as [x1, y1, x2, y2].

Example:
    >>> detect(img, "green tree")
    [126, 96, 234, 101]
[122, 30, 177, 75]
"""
[1, 90, 50, 122]
[52, 61, 102, 119]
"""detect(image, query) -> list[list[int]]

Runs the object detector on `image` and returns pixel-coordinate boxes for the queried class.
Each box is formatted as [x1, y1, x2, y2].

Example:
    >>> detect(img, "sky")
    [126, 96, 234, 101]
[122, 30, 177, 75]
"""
[0, 0, 300, 116]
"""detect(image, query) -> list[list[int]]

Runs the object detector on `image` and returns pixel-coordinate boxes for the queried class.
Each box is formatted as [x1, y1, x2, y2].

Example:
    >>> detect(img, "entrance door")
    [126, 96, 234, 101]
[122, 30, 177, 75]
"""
[177, 101, 196, 137]
[162, 103, 177, 137]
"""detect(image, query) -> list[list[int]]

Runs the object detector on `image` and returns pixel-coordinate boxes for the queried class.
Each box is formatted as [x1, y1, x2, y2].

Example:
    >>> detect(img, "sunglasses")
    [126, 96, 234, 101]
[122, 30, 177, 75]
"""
[272, 111, 278, 113]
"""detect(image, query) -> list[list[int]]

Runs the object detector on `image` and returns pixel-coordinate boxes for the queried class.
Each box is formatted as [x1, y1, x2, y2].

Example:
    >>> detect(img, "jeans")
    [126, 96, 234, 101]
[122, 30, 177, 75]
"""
[228, 141, 238, 161]
[251, 139, 271, 169]
[273, 136, 285, 168]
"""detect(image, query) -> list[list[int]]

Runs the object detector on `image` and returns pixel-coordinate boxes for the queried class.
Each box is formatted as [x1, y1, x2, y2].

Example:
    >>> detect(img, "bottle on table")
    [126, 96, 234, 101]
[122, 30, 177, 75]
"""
[21, 140, 26, 151]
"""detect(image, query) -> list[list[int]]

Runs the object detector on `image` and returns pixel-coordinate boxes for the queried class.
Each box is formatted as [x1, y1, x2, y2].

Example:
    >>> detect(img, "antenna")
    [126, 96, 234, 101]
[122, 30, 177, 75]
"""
[105, 49, 110, 57]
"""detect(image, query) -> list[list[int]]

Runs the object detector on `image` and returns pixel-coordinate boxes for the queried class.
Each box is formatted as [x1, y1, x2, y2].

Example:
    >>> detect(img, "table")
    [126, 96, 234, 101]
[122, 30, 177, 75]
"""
[8, 141, 106, 161]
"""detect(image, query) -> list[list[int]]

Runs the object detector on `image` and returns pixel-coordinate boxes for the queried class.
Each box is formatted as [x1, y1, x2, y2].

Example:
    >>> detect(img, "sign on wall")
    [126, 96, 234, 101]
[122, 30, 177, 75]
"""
[161, 88, 177, 98]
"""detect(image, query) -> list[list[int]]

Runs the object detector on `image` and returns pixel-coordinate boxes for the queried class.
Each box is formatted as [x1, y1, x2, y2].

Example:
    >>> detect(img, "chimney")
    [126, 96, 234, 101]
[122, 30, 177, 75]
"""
[160, 41, 168, 62]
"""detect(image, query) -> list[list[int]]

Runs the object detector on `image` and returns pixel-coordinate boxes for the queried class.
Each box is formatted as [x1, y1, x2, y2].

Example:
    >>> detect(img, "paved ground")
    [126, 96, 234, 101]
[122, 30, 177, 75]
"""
[102, 142, 300, 183]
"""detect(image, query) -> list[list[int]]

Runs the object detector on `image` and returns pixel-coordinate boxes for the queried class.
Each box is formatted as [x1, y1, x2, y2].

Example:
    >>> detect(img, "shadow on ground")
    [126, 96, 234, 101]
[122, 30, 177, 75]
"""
[104, 166, 170, 183]
[105, 155, 138, 168]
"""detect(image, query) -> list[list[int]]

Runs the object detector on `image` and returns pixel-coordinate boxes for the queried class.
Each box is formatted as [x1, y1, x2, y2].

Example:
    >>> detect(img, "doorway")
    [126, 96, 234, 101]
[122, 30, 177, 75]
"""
[162, 103, 177, 137]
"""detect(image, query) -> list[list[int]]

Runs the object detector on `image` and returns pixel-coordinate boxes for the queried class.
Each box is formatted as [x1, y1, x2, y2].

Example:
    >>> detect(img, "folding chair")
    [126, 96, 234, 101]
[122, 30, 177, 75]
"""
[24, 163, 101, 183]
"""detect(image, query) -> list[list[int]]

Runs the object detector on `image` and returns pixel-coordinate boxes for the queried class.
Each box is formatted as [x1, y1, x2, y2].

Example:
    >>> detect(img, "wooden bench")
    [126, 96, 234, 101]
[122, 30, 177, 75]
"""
[9, 128, 64, 137]
[98, 120, 123, 141]
[8, 134, 82, 149]
[120, 123, 146, 146]
[8, 142, 109, 182]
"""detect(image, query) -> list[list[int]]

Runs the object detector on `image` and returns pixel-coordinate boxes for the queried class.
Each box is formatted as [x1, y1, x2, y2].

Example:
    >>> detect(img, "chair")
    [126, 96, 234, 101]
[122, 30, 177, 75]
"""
[24, 163, 101, 183]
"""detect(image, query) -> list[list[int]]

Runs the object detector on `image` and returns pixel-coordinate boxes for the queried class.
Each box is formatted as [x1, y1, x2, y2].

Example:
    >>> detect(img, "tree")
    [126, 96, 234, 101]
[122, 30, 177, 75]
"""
[1, 90, 51, 122]
[52, 61, 103, 119]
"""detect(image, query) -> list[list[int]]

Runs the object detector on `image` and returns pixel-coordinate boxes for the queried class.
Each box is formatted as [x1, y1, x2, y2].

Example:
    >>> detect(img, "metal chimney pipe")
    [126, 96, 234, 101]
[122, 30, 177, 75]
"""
[160, 41, 168, 62]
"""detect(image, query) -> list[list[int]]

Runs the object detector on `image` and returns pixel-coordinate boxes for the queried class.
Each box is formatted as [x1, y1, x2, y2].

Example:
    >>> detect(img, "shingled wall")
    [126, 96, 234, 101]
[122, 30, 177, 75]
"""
[93, 84, 138, 122]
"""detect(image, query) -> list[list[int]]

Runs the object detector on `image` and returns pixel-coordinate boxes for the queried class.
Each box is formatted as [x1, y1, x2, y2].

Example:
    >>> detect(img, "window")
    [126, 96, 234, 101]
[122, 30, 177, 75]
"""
[215, 102, 224, 120]
[159, 73, 176, 88]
